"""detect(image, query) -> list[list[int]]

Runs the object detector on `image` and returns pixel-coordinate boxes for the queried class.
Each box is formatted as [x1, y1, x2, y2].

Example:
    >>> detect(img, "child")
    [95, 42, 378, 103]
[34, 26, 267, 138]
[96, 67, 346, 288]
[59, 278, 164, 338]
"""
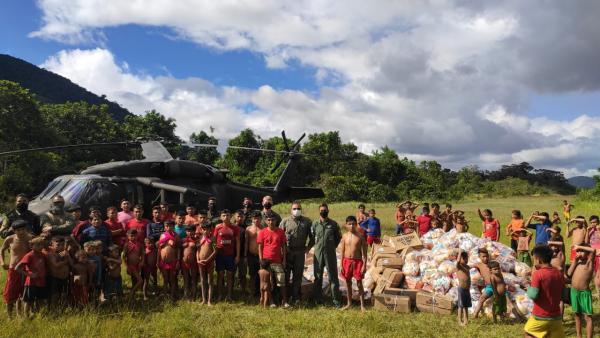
[71, 250, 90, 307]
[416, 207, 432, 237]
[505, 210, 524, 252]
[473, 248, 492, 318]
[181, 225, 198, 300]
[47, 236, 70, 306]
[123, 229, 143, 299]
[143, 237, 158, 299]
[489, 261, 507, 322]
[552, 212, 561, 227]
[398, 210, 418, 234]
[245, 212, 262, 298]
[441, 203, 454, 232]
[548, 241, 565, 273]
[0, 220, 34, 317]
[563, 200, 573, 222]
[567, 244, 595, 338]
[360, 209, 381, 246]
[83, 241, 100, 303]
[454, 213, 469, 233]
[15, 237, 47, 317]
[524, 245, 565, 338]
[478, 208, 500, 242]
[104, 244, 123, 301]
[197, 222, 216, 305]
[158, 220, 180, 300]
[258, 259, 272, 308]
[340, 216, 368, 312]
[357, 204, 368, 226]
[456, 251, 471, 326]
[174, 211, 188, 239]
[394, 203, 405, 235]
[568, 216, 588, 262]
[514, 229, 532, 266]
[546, 227, 565, 254]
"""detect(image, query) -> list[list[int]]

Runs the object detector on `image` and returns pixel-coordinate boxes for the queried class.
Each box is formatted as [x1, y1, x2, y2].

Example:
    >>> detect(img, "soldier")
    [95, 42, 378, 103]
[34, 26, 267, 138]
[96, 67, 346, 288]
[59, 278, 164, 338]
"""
[260, 195, 281, 228]
[0, 194, 41, 238]
[280, 201, 314, 303]
[242, 197, 254, 226]
[207, 197, 219, 225]
[39, 195, 74, 237]
[312, 203, 342, 307]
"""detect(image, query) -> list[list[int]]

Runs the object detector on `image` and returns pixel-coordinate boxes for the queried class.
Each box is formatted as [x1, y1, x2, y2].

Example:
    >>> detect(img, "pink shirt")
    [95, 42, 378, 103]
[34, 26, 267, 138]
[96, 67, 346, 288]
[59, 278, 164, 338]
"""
[118, 211, 134, 227]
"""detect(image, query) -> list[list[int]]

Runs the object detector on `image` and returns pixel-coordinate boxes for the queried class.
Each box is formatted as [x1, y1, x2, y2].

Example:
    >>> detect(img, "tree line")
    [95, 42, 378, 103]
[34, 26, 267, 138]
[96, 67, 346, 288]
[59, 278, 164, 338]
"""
[0, 80, 575, 205]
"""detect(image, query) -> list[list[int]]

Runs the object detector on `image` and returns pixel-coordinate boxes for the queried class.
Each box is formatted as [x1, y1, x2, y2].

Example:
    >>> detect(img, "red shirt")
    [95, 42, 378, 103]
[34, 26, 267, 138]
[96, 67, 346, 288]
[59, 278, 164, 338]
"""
[162, 212, 174, 222]
[105, 219, 125, 245]
[20, 251, 47, 287]
[531, 266, 564, 318]
[126, 218, 149, 244]
[416, 214, 432, 237]
[71, 220, 90, 239]
[257, 227, 286, 264]
[213, 223, 240, 257]
[483, 219, 500, 241]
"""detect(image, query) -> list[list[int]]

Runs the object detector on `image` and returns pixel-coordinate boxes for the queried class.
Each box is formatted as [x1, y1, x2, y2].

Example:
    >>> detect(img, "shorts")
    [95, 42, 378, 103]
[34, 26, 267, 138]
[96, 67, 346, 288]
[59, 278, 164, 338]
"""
[570, 246, 577, 262]
[482, 284, 493, 297]
[457, 286, 472, 308]
[127, 264, 140, 275]
[3, 268, 24, 303]
[71, 284, 88, 305]
[395, 224, 403, 235]
[23, 285, 47, 303]
[142, 264, 157, 279]
[237, 257, 248, 279]
[563, 212, 570, 221]
[517, 251, 532, 266]
[180, 260, 198, 271]
[269, 263, 286, 287]
[48, 276, 69, 297]
[341, 257, 364, 281]
[570, 288, 593, 315]
[595, 256, 600, 274]
[367, 236, 381, 246]
[493, 292, 507, 314]
[215, 254, 236, 272]
[104, 277, 123, 298]
[524, 316, 565, 338]
[159, 260, 177, 271]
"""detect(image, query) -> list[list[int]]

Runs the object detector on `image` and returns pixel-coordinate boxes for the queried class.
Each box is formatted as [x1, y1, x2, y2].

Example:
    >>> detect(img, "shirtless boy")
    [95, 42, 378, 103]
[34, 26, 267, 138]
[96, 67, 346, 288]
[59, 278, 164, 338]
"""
[123, 229, 143, 299]
[181, 226, 198, 300]
[398, 210, 418, 234]
[158, 220, 180, 300]
[197, 222, 216, 305]
[473, 248, 493, 318]
[1, 220, 33, 316]
[568, 244, 595, 338]
[15, 237, 47, 317]
[456, 251, 471, 326]
[548, 241, 565, 272]
[104, 245, 123, 301]
[340, 216, 368, 312]
[258, 259, 272, 308]
[245, 212, 262, 297]
[47, 236, 71, 306]
[489, 261, 509, 322]
[71, 250, 90, 306]
[568, 216, 588, 262]
[454, 214, 469, 233]
[563, 200, 573, 222]
[142, 237, 158, 299]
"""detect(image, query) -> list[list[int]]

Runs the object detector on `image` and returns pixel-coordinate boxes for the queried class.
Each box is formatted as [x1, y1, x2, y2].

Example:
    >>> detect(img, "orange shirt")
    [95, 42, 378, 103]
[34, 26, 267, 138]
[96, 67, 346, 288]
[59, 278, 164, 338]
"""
[507, 219, 525, 240]
[184, 215, 200, 226]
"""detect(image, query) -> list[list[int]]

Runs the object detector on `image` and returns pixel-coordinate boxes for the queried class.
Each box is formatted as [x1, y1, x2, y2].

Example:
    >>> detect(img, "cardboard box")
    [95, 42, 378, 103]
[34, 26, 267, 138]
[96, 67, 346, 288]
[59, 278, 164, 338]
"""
[416, 291, 454, 315]
[380, 268, 404, 288]
[372, 294, 412, 313]
[372, 253, 399, 267]
[385, 288, 418, 304]
[372, 244, 400, 255]
[368, 266, 385, 284]
[388, 232, 423, 250]
[379, 257, 404, 269]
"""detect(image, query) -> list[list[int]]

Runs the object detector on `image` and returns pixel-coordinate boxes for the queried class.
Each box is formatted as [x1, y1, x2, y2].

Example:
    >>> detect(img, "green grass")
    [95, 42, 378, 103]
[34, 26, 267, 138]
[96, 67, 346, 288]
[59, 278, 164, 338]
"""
[1, 195, 599, 337]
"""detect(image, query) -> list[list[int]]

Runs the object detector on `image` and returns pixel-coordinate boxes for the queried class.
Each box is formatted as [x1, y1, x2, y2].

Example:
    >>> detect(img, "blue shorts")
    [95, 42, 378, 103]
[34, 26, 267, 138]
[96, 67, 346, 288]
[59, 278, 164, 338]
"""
[457, 286, 472, 308]
[216, 254, 236, 272]
[104, 276, 123, 298]
[483, 284, 493, 297]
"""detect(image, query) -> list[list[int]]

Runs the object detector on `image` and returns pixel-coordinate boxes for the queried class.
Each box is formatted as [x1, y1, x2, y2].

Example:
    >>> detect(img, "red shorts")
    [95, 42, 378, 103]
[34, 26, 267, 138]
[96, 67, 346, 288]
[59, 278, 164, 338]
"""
[71, 284, 88, 305]
[571, 246, 577, 262]
[367, 236, 381, 246]
[159, 261, 177, 271]
[595, 256, 600, 274]
[180, 260, 198, 271]
[127, 264, 140, 275]
[3, 268, 24, 303]
[341, 257, 364, 281]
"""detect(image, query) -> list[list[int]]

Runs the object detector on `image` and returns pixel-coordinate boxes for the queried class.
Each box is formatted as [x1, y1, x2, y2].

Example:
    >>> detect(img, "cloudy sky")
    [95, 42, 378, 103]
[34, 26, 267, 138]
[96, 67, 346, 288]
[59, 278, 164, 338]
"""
[3, 1, 600, 177]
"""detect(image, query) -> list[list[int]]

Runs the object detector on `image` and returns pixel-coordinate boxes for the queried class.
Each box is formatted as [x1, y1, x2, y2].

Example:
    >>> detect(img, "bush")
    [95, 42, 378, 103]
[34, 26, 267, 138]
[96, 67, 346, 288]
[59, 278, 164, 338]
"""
[478, 177, 551, 198]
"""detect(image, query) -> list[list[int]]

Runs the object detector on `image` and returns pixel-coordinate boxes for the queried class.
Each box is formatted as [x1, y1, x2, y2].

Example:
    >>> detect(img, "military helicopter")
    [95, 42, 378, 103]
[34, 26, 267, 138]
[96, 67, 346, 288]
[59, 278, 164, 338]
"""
[0, 131, 323, 217]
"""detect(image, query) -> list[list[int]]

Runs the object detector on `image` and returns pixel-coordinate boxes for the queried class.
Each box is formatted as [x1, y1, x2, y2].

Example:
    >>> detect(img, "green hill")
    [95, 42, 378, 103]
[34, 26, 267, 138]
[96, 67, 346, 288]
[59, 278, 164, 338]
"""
[0, 54, 131, 120]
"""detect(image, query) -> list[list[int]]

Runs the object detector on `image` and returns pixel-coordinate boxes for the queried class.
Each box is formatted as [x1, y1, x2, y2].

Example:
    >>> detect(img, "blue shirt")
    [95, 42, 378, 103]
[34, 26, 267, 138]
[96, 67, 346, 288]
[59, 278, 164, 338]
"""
[174, 224, 187, 239]
[80, 225, 112, 251]
[527, 221, 551, 245]
[360, 217, 381, 237]
[146, 221, 164, 242]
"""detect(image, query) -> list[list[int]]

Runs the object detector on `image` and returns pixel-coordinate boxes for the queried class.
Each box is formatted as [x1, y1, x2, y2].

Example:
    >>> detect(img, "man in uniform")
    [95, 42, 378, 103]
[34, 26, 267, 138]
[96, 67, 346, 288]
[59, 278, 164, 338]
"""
[0, 193, 41, 238]
[242, 197, 254, 226]
[312, 203, 342, 307]
[260, 195, 281, 228]
[280, 201, 314, 303]
[39, 195, 75, 237]
[207, 197, 220, 226]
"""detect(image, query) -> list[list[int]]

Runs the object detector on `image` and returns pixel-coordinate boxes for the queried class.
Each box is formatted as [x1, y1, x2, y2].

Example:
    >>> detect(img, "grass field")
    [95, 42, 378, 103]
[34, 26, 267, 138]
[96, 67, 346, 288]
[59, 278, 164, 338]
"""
[1, 195, 599, 337]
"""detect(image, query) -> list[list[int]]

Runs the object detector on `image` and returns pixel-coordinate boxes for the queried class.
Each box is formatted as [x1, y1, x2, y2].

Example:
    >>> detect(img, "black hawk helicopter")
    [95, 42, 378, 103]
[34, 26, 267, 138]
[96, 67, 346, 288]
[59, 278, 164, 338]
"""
[0, 131, 323, 217]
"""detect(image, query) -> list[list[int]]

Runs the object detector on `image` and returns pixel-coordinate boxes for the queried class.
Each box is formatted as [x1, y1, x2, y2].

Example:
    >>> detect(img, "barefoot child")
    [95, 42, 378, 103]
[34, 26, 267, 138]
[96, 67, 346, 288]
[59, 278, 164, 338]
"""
[473, 248, 492, 318]
[123, 229, 143, 299]
[548, 241, 565, 272]
[567, 244, 595, 338]
[489, 261, 507, 322]
[181, 225, 198, 300]
[456, 251, 471, 326]
[71, 250, 90, 306]
[47, 236, 70, 306]
[142, 237, 158, 299]
[479, 208, 500, 242]
[360, 209, 381, 246]
[568, 217, 588, 262]
[340, 216, 368, 312]
[398, 211, 418, 234]
[1, 220, 34, 317]
[15, 237, 47, 317]
[158, 220, 180, 300]
[454, 213, 469, 233]
[197, 222, 216, 305]
[563, 200, 573, 222]
[245, 212, 262, 297]
[104, 245, 123, 301]
[514, 229, 532, 266]
[505, 210, 524, 252]
[258, 259, 272, 308]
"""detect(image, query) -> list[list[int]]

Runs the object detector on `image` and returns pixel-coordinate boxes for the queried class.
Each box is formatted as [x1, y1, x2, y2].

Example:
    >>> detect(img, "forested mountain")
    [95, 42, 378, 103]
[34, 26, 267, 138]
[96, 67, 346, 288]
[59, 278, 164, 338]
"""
[0, 54, 131, 120]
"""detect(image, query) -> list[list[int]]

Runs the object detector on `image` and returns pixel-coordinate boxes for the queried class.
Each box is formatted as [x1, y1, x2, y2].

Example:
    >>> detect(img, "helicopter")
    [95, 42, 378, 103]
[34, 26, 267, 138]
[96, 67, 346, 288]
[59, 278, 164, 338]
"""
[0, 131, 324, 217]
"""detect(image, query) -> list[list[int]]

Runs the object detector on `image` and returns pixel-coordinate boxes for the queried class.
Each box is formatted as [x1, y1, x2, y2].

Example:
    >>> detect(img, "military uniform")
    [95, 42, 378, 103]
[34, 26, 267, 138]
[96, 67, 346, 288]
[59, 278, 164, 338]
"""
[40, 211, 75, 237]
[0, 209, 41, 238]
[280, 215, 314, 301]
[261, 210, 282, 228]
[312, 217, 342, 306]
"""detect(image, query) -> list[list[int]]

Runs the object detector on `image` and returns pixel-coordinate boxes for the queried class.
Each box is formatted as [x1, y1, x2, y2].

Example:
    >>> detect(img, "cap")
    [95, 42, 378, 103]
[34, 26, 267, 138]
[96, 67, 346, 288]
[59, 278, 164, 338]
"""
[11, 220, 28, 229]
[66, 205, 81, 212]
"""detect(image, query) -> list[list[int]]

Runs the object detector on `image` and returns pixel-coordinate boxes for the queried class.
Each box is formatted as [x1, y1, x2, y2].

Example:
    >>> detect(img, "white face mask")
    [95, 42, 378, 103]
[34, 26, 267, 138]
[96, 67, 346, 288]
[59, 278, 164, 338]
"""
[292, 209, 302, 217]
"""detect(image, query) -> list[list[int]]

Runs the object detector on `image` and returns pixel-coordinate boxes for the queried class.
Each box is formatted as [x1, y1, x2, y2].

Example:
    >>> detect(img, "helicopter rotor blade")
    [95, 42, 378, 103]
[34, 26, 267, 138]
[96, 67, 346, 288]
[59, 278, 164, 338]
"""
[183, 143, 304, 156]
[291, 133, 306, 151]
[281, 131, 291, 153]
[0, 142, 135, 157]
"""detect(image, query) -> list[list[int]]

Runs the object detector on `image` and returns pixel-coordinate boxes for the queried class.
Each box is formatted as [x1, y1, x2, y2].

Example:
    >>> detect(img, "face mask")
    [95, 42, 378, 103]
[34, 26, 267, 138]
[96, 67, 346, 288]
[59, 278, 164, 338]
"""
[16, 203, 28, 212]
[292, 209, 302, 217]
[320, 210, 329, 218]
[263, 202, 272, 209]
[50, 205, 63, 214]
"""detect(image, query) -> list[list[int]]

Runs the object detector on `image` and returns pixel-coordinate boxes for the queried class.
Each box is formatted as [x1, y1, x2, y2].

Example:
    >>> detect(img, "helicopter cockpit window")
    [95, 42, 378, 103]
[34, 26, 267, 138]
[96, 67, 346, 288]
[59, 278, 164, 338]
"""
[60, 179, 95, 205]
[38, 178, 69, 200]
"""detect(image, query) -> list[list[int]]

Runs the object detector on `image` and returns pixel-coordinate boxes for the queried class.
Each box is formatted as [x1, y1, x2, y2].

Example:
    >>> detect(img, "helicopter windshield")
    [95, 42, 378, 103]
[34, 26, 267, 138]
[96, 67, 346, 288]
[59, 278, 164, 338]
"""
[60, 179, 94, 205]
[38, 178, 70, 199]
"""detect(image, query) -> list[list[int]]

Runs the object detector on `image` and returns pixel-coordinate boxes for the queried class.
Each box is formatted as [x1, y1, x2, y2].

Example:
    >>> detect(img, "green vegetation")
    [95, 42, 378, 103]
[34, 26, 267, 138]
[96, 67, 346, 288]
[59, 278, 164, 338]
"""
[1, 196, 598, 338]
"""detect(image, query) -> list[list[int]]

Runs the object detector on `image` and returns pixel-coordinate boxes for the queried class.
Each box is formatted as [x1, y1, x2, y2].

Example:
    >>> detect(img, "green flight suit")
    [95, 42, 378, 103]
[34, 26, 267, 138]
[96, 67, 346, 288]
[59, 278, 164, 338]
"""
[40, 211, 75, 236]
[312, 217, 341, 306]
[281, 215, 314, 300]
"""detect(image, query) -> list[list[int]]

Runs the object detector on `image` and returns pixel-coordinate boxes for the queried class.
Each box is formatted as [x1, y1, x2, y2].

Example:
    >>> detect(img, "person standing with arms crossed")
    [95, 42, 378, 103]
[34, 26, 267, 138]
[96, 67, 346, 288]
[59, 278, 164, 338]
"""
[312, 203, 342, 307]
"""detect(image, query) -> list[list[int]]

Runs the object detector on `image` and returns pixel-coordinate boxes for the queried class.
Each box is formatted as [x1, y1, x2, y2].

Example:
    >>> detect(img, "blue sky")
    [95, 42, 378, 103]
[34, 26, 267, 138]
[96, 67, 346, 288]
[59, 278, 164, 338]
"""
[2, 1, 600, 176]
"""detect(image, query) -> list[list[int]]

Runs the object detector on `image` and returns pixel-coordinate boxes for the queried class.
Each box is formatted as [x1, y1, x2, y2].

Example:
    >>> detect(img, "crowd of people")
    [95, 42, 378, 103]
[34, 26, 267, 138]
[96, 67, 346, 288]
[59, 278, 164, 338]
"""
[0, 194, 597, 337]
